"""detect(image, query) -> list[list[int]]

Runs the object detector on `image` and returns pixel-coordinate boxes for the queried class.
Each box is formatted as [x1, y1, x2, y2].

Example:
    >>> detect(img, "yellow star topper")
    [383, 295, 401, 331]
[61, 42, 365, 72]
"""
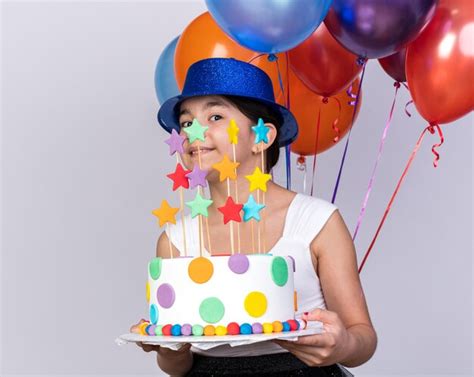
[245, 166, 272, 192]
[152, 199, 180, 227]
[227, 119, 239, 144]
[212, 155, 240, 181]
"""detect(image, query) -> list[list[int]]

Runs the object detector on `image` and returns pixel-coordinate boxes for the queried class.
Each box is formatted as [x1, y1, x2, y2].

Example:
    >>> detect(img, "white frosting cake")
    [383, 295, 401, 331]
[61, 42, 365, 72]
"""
[145, 253, 298, 335]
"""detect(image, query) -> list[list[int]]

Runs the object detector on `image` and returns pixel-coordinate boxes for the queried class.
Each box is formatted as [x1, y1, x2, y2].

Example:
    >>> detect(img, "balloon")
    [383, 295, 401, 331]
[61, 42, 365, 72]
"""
[174, 12, 288, 106]
[378, 48, 407, 82]
[288, 22, 362, 97]
[154, 36, 180, 105]
[324, 0, 438, 59]
[205, 0, 333, 53]
[289, 69, 362, 156]
[406, 0, 474, 124]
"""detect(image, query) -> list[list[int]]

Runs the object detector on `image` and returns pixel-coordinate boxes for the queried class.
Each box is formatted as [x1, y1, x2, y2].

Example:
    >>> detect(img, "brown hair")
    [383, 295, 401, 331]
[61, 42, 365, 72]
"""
[222, 95, 282, 172]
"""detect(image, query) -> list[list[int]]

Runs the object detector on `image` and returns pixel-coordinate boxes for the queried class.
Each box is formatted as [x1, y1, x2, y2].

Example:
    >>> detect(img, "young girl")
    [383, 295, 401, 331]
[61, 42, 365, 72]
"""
[131, 58, 377, 376]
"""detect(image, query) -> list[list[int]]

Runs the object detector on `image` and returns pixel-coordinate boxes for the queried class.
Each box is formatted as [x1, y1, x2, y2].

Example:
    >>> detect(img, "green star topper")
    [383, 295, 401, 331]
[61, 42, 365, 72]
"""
[183, 118, 209, 144]
[186, 192, 213, 218]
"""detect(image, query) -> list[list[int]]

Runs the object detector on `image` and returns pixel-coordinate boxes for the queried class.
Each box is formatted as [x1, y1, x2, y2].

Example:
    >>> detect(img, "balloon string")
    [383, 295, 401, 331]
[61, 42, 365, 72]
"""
[399, 82, 414, 117]
[428, 123, 444, 168]
[310, 107, 322, 196]
[405, 100, 414, 117]
[247, 53, 266, 64]
[274, 55, 286, 105]
[358, 123, 444, 273]
[331, 60, 367, 204]
[352, 82, 400, 242]
[303, 162, 307, 194]
[328, 97, 341, 142]
[284, 51, 292, 190]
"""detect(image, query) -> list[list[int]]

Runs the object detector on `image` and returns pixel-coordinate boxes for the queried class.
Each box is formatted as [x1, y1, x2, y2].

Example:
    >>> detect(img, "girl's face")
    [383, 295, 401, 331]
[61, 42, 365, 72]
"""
[178, 95, 276, 182]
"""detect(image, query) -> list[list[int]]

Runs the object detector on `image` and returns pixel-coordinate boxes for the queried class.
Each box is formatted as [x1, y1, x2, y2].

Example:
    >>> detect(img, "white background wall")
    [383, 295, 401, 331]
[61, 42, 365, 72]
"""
[1, 1, 472, 376]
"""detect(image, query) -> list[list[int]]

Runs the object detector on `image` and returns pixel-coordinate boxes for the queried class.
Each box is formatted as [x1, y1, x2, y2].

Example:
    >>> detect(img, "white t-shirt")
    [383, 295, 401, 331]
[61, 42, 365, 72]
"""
[166, 193, 338, 357]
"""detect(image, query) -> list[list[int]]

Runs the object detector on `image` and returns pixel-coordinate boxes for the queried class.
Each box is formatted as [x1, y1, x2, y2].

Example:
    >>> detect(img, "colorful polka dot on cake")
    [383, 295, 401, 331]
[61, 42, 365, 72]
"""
[146, 325, 156, 336]
[154, 325, 163, 336]
[192, 324, 204, 336]
[227, 322, 240, 335]
[139, 322, 149, 335]
[244, 291, 267, 317]
[204, 325, 215, 336]
[157, 283, 175, 308]
[149, 257, 162, 280]
[228, 253, 249, 274]
[149, 304, 159, 325]
[199, 297, 225, 323]
[181, 324, 192, 336]
[171, 324, 182, 336]
[262, 322, 273, 333]
[240, 323, 252, 335]
[146, 282, 150, 303]
[252, 322, 263, 334]
[188, 257, 214, 284]
[287, 319, 298, 331]
[215, 325, 227, 336]
[282, 321, 290, 332]
[272, 321, 283, 332]
[271, 256, 289, 286]
[162, 324, 172, 336]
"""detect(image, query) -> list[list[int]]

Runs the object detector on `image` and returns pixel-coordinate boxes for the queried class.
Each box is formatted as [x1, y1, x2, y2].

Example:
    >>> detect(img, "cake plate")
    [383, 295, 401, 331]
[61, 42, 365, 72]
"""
[116, 322, 324, 351]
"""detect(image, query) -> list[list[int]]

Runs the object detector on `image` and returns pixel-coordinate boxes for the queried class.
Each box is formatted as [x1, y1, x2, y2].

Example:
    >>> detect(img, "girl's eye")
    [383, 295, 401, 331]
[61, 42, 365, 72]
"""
[180, 121, 193, 128]
[210, 114, 223, 122]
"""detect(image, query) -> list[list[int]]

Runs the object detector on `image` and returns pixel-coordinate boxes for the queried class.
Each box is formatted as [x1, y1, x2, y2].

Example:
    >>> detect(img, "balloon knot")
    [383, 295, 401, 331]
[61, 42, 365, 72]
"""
[267, 54, 277, 62]
[428, 122, 438, 134]
[356, 56, 367, 66]
[394, 82, 401, 88]
[322, 97, 329, 104]
[296, 155, 306, 171]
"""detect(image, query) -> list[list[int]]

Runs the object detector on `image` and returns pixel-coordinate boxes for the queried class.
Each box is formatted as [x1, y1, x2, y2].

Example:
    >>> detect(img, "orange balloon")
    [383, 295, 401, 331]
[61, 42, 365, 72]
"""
[406, 0, 474, 124]
[174, 12, 288, 105]
[289, 69, 361, 156]
[289, 23, 362, 97]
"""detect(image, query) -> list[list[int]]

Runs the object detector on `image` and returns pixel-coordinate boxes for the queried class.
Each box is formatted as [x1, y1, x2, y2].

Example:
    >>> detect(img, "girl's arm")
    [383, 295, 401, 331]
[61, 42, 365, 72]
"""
[316, 210, 377, 366]
[274, 210, 377, 367]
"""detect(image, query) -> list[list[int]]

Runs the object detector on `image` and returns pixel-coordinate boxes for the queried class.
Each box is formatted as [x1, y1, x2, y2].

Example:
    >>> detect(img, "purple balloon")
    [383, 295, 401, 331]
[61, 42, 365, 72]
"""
[379, 48, 407, 82]
[324, 0, 438, 59]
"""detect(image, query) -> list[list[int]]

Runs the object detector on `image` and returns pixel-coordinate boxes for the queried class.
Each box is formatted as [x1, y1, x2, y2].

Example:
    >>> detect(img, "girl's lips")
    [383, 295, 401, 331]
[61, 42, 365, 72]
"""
[190, 148, 215, 156]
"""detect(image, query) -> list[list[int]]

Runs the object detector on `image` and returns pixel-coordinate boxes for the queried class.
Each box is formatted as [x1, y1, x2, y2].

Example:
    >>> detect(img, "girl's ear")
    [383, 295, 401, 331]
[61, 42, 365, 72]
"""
[251, 122, 277, 153]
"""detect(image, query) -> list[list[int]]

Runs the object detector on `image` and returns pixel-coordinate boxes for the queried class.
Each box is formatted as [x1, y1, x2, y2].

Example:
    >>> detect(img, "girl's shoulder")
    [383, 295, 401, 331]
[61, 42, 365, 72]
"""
[284, 192, 338, 245]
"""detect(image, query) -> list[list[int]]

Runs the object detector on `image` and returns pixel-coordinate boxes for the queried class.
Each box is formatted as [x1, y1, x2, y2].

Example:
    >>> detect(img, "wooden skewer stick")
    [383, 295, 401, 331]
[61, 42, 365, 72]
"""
[260, 141, 267, 253]
[257, 189, 261, 254]
[197, 143, 212, 255]
[232, 143, 241, 253]
[251, 220, 255, 254]
[226, 178, 235, 255]
[166, 223, 173, 259]
[176, 154, 188, 257]
[195, 143, 203, 257]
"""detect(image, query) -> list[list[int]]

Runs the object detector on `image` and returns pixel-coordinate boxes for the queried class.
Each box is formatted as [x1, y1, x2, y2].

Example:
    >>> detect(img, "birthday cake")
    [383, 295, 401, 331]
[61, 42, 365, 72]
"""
[138, 117, 302, 337]
[143, 254, 300, 336]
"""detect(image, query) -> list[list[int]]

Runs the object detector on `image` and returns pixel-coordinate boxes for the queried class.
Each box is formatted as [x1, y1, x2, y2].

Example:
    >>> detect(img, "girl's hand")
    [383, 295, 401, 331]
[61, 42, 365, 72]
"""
[130, 319, 192, 357]
[273, 308, 353, 367]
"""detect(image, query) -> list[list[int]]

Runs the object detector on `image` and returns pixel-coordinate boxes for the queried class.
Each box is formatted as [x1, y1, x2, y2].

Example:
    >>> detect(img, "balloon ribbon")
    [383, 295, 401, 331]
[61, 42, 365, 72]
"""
[358, 123, 444, 273]
[331, 59, 367, 204]
[352, 82, 401, 242]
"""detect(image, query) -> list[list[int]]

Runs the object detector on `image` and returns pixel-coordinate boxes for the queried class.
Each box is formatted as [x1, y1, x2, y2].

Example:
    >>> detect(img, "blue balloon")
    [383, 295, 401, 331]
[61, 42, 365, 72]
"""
[205, 0, 333, 53]
[154, 36, 180, 105]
